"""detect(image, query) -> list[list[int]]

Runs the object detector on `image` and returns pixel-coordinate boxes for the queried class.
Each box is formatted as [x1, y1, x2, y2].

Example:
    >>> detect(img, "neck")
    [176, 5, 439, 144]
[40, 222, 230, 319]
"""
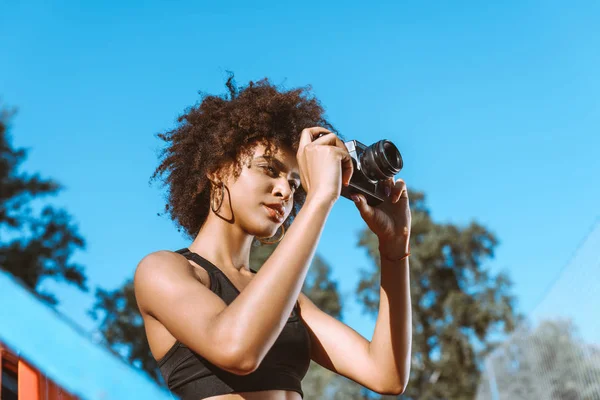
[188, 212, 254, 274]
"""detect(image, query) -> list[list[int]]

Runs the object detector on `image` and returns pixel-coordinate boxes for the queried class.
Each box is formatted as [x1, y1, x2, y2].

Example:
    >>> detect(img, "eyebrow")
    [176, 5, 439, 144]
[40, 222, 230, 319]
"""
[256, 156, 300, 181]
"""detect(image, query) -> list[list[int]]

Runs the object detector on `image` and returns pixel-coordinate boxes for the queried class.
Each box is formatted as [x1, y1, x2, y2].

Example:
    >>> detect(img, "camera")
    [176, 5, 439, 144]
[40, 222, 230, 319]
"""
[341, 139, 403, 207]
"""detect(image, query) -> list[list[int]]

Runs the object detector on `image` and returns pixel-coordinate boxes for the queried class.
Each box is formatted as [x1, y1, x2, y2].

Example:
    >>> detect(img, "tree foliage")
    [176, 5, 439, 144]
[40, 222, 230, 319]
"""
[355, 190, 521, 399]
[0, 105, 87, 305]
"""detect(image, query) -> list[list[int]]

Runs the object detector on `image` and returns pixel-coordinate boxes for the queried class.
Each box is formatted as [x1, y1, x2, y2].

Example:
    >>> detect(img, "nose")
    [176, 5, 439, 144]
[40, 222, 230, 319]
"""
[274, 177, 293, 202]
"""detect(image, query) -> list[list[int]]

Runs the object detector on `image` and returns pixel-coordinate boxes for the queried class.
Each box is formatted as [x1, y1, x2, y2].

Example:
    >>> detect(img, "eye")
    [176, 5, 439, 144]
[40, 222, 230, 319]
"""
[261, 165, 278, 176]
[289, 181, 299, 191]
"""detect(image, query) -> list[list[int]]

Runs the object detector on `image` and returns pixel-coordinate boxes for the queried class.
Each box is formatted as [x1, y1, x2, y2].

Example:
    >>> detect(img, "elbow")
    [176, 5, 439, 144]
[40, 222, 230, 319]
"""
[227, 359, 259, 376]
[211, 322, 260, 375]
[377, 371, 409, 396]
[390, 383, 408, 396]
[223, 345, 260, 376]
[378, 382, 407, 397]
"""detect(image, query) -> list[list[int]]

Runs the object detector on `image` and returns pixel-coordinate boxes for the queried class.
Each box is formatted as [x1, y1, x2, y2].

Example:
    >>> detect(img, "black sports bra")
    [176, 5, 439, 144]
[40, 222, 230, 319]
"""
[156, 248, 311, 399]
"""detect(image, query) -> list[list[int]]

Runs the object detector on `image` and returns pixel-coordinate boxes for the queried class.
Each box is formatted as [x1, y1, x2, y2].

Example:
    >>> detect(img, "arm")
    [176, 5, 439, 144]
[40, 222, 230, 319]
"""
[296, 246, 411, 395]
[298, 291, 406, 396]
[215, 194, 334, 366]
[226, 127, 354, 366]
[368, 246, 412, 393]
[346, 178, 412, 392]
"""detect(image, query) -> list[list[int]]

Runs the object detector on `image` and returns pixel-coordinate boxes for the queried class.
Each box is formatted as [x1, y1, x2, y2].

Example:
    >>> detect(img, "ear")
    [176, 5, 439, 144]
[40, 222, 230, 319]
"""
[206, 168, 226, 185]
[206, 172, 218, 184]
[208, 160, 240, 183]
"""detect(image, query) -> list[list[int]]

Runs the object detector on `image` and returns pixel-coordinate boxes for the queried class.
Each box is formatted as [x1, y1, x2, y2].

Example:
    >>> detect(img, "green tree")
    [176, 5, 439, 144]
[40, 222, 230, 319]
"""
[0, 104, 87, 305]
[89, 281, 162, 381]
[355, 190, 521, 400]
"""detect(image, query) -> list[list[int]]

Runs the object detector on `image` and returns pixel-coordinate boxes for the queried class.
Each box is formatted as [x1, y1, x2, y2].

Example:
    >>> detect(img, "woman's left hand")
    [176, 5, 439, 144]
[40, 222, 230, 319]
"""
[351, 178, 412, 259]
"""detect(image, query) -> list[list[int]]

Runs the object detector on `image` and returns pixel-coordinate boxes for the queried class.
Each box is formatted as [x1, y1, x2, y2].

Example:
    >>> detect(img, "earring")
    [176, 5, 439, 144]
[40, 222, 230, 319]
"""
[211, 182, 225, 214]
[258, 224, 286, 245]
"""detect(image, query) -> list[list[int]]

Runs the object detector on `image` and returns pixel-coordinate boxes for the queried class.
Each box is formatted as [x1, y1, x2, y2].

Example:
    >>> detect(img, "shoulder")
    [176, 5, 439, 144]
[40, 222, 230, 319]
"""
[134, 251, 186, 291]
[134, 251, 208, 311]
[135, 250, 189, 282]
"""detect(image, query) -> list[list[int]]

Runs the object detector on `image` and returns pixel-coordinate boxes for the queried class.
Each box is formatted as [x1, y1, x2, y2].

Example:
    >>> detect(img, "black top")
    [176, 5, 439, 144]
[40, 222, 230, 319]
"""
[157, 248, 311, 399]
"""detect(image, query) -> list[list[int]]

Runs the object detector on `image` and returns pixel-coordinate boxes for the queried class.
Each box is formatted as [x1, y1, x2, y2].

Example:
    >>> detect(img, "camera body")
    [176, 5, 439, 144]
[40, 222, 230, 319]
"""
[341, 139, 403, 207]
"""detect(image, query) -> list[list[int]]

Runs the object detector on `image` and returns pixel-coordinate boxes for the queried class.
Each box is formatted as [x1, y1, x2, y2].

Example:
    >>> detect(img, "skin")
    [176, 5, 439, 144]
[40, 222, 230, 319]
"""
[134, 127, 412, 399]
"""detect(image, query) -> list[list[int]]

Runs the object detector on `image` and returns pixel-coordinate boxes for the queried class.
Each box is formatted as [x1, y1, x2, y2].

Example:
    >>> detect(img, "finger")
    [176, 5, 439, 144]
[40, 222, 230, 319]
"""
[331, 147, 354, 187]
[393, 179, 407, 203]
[310, 131, 349, 158]
[312, 133, 354, 186]
[384, 178, 395, 198]
[297, 127, 333, 192]
[352, 193, 374, 221]
[311, 131, 344, 147]
[298, 127, 333, 153]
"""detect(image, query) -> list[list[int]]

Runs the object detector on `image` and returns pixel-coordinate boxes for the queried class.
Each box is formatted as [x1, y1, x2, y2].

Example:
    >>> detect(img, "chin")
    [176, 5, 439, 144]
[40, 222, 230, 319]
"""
[257, 226, 279, 238]
[247, 220, 280, 239]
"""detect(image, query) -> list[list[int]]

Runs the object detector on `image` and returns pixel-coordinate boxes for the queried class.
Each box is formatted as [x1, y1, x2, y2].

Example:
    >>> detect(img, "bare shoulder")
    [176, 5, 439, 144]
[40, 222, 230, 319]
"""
[134, 250, 200, 314]
[135, 250, 189, 284]
[132, 251, 244, 372]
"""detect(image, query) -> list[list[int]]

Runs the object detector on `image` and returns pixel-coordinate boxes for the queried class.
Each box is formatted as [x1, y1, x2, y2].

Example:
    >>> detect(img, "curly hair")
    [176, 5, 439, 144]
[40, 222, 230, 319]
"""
[151, 75, 340, 242]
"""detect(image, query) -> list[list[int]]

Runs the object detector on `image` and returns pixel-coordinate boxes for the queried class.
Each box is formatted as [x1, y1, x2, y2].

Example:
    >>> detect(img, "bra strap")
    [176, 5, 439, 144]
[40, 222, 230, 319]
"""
[174, 248, 221, 275]
[175, 248, 258, 274]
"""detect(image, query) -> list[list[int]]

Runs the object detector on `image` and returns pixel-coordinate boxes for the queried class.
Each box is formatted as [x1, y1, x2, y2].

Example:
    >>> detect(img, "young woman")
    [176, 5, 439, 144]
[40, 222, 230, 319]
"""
[134, 77, 412, 400]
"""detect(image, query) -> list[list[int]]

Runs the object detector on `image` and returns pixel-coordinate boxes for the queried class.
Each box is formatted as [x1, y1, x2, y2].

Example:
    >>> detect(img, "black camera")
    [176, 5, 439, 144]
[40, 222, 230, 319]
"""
[341, 139, 403, 207]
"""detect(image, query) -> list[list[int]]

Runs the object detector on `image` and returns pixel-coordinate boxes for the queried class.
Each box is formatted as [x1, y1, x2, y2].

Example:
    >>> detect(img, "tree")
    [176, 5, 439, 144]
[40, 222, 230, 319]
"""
[0, 104, 87, 305]
[476, 319, 600, 400]
[89, 281, 163, 381]
[355, 190, 521, 400]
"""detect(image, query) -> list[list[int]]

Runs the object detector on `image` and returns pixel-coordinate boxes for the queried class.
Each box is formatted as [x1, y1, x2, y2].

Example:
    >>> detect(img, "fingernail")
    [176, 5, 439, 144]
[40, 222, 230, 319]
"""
[351, 194, 360, 203]
[385, 186, 391, 197]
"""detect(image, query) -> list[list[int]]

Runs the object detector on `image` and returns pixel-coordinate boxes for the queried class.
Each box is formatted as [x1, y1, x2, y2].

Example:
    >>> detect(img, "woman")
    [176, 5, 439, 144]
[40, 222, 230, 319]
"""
[134, 77, 412, 399]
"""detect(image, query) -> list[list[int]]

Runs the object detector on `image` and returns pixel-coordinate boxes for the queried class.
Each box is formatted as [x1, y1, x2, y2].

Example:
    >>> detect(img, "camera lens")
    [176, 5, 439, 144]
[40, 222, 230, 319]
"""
[360, 140, 403, 181]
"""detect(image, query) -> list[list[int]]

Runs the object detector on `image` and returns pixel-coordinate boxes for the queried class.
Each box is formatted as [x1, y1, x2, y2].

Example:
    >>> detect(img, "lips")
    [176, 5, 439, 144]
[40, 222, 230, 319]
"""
[263, 204, 285, 221]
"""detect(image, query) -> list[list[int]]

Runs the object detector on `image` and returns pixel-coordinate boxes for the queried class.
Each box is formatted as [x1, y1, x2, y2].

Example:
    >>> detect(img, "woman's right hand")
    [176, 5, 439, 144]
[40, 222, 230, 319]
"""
[296, 127, 354, 205]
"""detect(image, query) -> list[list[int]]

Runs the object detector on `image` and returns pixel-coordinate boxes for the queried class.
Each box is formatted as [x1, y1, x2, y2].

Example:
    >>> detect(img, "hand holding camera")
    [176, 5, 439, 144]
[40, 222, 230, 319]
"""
[296, 127, 354, 205]
[297, 126, 410, 252]
[340, 136, 403, 207]
[299, 127, 404, 207]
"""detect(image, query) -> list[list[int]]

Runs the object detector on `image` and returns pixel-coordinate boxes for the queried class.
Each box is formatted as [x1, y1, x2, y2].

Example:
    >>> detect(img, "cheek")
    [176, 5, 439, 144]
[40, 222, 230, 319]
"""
[228, 181, 261, 215]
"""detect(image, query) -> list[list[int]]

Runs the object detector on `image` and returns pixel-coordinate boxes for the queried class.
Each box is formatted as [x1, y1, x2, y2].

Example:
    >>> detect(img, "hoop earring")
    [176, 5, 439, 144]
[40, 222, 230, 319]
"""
[258, 224, 286, 245]
[211, 182, 224, 214]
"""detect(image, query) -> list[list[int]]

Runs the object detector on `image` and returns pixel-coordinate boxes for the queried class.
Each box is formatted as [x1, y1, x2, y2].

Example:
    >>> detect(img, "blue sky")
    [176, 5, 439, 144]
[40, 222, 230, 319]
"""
[1, 0, 599, 350]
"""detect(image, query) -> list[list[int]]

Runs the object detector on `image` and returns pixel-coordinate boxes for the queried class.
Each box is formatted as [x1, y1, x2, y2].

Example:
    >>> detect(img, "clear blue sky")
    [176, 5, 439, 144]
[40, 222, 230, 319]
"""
[1, 0, 599, 347]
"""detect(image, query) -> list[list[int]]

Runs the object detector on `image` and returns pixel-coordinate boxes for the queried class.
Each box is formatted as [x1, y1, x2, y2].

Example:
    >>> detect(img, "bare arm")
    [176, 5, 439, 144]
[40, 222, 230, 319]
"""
[368, 249, 412, 393]
[217, 194, 333, 364]
[219, 127, 353, 367]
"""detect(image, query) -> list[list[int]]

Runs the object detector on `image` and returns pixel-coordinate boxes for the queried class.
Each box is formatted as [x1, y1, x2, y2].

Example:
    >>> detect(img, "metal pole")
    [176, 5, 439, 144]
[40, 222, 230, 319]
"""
[486, 356, 500, 400]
